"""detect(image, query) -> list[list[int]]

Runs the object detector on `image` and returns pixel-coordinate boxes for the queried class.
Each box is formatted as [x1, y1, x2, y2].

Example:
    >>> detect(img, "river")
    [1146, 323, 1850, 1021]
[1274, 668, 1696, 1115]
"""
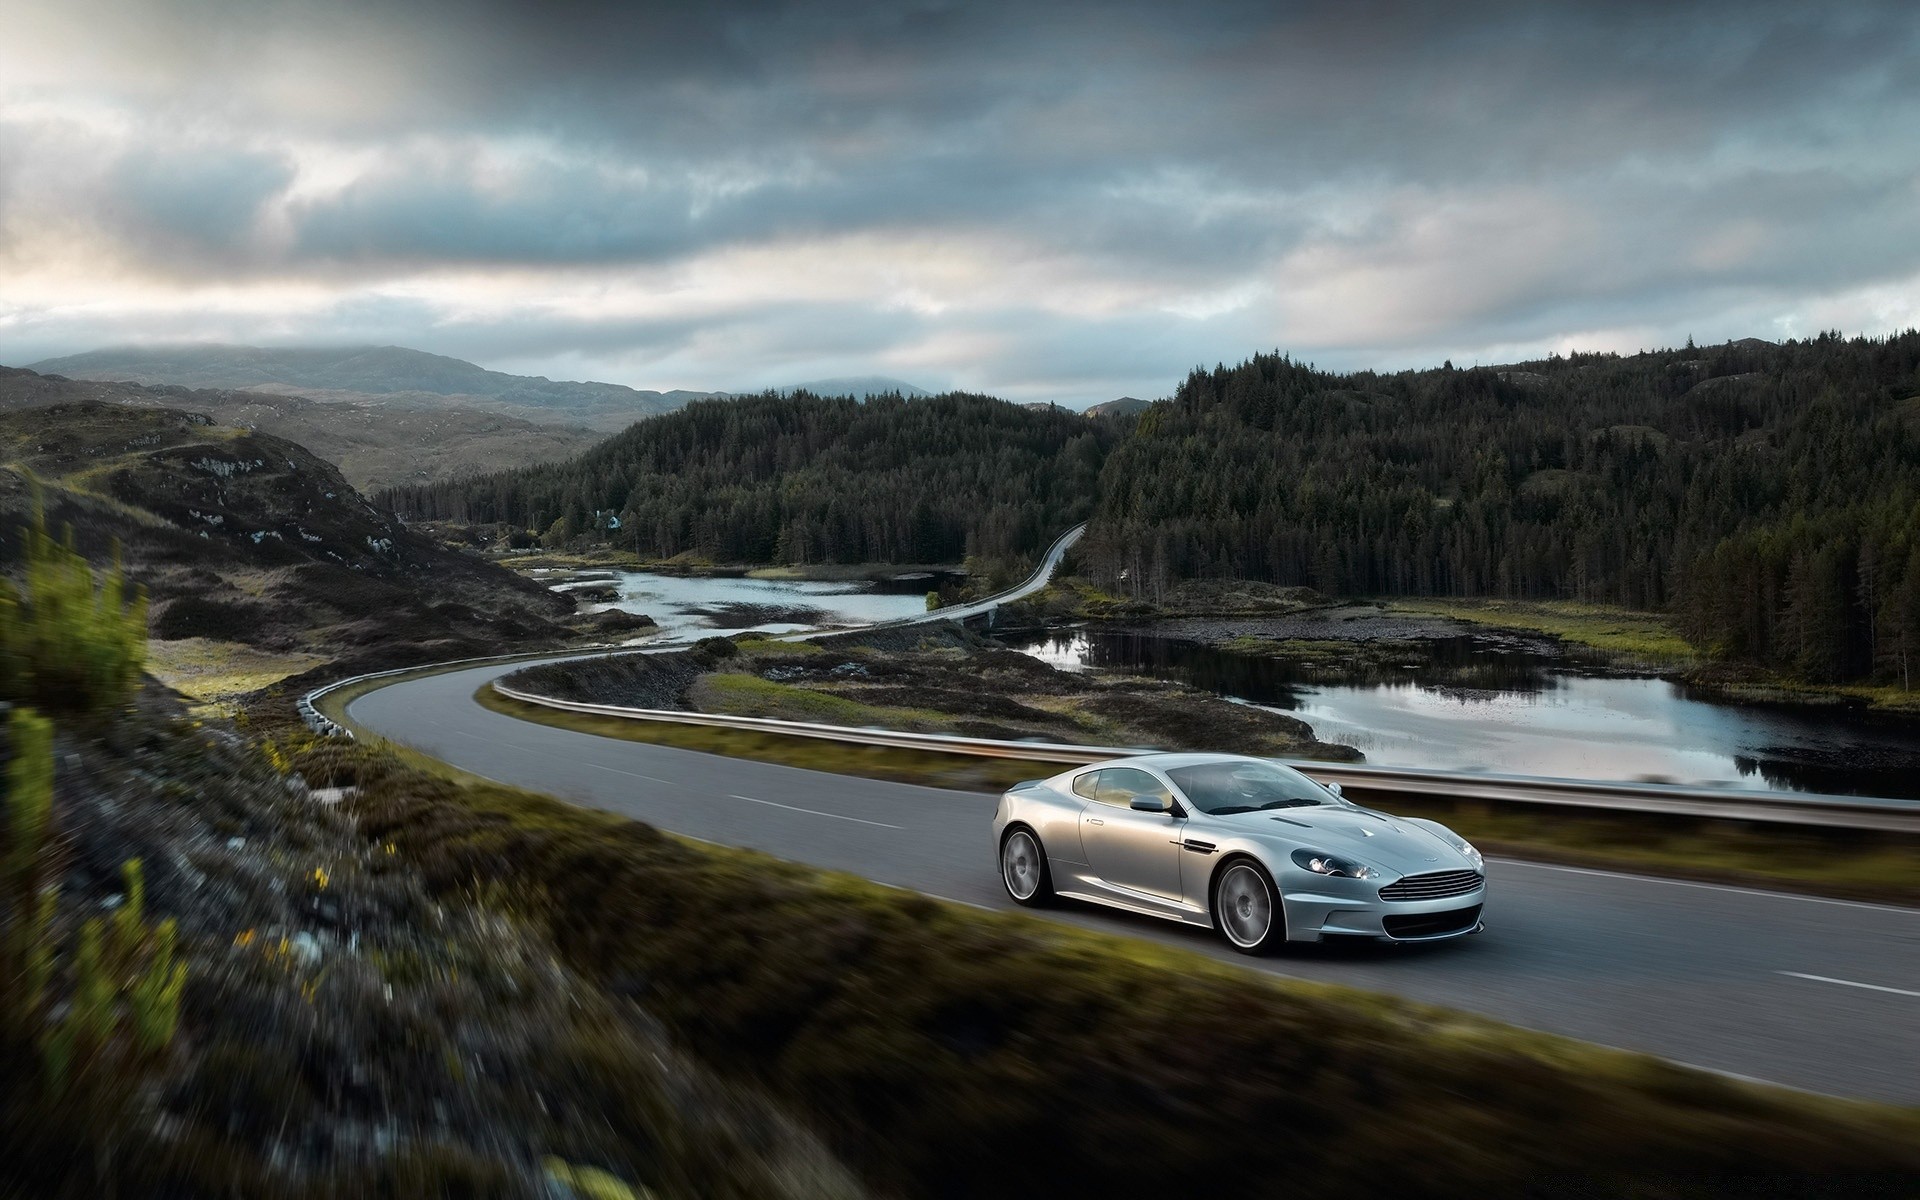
[535, 566, 950, 640]
[536, 568, 1920, 799]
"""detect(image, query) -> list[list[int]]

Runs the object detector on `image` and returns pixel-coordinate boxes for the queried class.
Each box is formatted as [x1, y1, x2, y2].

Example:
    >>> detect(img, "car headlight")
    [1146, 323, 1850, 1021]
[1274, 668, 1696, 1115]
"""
[1449, 835, 1484, 869]
[1290, 848, 1378, 880]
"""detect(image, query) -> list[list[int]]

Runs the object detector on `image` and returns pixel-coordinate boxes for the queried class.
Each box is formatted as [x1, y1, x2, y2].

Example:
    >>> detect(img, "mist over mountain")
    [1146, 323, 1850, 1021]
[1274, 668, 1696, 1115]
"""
[30, 344, 719, 431]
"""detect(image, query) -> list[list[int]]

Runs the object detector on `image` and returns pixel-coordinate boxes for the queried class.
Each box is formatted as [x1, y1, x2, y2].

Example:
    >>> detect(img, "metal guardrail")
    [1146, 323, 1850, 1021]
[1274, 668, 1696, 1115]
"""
[299, 523, 1088, 739]
[490, 682, 1920, 834]
[300, 652, 576, 740]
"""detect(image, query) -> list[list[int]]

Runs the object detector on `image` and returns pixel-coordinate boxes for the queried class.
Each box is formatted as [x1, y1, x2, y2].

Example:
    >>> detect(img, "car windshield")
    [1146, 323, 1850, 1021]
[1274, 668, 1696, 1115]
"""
[1167, 760, 1339, 816]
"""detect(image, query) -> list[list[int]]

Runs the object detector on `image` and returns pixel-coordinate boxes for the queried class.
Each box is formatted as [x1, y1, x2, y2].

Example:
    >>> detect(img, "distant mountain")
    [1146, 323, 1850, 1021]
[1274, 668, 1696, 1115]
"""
[1085, 396, 1152, 418]
[29, 344, 720, 432]
[774, 375, 930, 399]
[0, 375, 571, 660]
[0, 364, 600, 493]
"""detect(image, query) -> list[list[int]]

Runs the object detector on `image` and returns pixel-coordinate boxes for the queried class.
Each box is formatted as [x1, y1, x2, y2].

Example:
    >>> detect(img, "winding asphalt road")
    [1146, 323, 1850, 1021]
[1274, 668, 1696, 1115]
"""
[350, 658, 1920, 1107]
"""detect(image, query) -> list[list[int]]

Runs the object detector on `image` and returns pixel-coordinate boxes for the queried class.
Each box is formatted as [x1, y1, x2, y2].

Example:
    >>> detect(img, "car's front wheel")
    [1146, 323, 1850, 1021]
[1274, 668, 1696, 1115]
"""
[1000, 826, 1053, 906]
[1214, 858, 1284, 954]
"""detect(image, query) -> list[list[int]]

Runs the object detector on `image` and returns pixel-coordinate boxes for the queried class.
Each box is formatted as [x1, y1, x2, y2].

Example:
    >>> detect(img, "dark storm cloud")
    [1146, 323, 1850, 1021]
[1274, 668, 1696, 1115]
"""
[5, 0, 1919, 398]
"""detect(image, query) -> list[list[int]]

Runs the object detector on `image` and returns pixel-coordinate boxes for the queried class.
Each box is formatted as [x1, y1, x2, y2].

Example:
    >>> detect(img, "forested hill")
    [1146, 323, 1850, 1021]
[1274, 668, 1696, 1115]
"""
[1079, 331, 1920, 683]
[389, 334, 1920, 684]
[383, 392, 1117, 566]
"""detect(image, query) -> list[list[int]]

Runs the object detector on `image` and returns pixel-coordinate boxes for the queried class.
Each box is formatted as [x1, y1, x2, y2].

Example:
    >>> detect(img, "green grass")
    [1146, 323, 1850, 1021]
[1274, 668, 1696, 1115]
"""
[1684, 672, 1920, 715]
[326, 740, 1920, 1197]
[692, 671, 952, 728]
[475, 686, 1061, 792]
[1385, 597, 1698, 663]
[146, 638, 329, 715]
[731, 635, 826, 658]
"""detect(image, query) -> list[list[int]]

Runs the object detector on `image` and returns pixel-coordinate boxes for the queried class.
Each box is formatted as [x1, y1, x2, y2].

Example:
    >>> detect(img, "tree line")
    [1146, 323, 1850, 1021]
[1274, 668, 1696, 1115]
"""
[1078, 331, 1920, 684]
[382, 391, 1117, 572]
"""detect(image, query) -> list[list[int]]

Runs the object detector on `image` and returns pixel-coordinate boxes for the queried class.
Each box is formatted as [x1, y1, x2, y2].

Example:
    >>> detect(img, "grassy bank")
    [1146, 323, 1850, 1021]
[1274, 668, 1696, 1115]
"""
[477, 685, 1060, 792]
[691, 670, 953, 728]
[146, 637, 329, 716]
[1387, 598, 1698, 663]
[1682, 668, 1920, 716]
[1387, 598, 1920, 714]
[315, 741, 1920, 1198]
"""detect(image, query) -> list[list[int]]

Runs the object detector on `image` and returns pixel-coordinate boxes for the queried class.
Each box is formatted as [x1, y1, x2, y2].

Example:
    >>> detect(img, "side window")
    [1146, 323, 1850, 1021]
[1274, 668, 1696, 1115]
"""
[1071, 770, 1104, 801]
[1094, 768, 1174, 810]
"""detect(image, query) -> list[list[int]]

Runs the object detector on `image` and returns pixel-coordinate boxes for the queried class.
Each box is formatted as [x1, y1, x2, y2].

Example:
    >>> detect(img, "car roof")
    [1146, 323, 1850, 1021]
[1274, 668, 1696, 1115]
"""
[1087, 752, 1273, 771]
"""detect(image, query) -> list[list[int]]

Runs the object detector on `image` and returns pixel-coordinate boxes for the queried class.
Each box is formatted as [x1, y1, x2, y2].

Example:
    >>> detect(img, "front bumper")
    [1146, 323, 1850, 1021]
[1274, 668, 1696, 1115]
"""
[1281, 883, 1487, 943]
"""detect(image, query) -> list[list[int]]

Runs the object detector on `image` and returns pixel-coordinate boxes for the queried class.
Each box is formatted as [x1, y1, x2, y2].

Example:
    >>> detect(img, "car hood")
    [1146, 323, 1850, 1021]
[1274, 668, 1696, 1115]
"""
[1211, 806, 1474, 876]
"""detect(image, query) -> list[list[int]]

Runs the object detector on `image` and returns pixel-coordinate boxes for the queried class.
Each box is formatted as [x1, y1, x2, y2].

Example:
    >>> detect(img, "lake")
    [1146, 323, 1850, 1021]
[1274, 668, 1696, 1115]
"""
[1009, 628, 1920, 799]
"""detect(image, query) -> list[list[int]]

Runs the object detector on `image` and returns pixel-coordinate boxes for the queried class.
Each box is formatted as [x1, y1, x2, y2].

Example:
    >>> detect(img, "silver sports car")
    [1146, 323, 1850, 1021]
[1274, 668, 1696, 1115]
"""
[992, 752, 1485, 952]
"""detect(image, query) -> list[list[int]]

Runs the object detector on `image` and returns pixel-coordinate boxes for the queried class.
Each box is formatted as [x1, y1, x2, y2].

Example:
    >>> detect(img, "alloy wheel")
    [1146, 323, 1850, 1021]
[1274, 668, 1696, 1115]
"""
[1002, 830, 1043, 901]
[1217, 862, 1274, 949]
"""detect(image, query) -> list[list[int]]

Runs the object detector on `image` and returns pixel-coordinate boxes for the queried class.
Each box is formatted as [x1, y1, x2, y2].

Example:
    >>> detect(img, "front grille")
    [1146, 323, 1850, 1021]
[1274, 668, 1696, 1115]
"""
[1382, 904, 1481, 940]
[1379, 870, 1484, 902]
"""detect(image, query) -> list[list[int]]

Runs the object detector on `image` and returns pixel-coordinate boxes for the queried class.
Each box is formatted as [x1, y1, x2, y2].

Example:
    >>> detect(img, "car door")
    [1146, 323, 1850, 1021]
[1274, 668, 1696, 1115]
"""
[1077, 767, 1184, 901]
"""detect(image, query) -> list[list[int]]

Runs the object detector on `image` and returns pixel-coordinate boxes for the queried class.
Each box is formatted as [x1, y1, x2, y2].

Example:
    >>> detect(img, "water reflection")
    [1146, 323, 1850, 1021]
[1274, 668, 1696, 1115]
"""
[539, 569, 945, 640]
[1007, 629, 1920, 799]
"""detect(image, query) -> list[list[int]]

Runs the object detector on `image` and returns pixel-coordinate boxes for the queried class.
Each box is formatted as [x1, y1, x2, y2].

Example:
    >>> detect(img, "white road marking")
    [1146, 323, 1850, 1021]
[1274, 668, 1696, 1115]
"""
[1494, 859, 1919, 916]
[728, 794, 903, 829]
[583, 761, 676, 785]
[1776, 972, 1920, 998]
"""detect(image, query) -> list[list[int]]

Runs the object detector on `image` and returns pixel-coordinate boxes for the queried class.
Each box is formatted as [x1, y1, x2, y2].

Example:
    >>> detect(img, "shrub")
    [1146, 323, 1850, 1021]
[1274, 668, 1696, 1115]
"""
[691, 635, 740, 666]
[3, 710, 186, 1100]
[2, 707, 57, 1026]
[0, 505, 148, 718]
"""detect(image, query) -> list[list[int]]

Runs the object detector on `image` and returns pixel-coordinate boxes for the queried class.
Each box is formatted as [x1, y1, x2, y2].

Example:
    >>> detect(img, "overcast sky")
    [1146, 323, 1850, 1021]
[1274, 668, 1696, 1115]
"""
[3, 1, 1917, 403]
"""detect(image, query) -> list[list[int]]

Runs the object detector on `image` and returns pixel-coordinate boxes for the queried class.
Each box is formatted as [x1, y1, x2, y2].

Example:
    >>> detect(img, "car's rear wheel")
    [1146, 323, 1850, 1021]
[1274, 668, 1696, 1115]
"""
[1214, 858, 1284, 954]
[1000, 827, 1052, 906]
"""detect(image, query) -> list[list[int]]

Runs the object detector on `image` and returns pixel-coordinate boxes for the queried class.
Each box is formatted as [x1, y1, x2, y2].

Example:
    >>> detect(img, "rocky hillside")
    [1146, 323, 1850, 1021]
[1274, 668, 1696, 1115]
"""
[30, 344, 719, 432]
[0, 395, 571, 666]
[0, 365, 602, 493]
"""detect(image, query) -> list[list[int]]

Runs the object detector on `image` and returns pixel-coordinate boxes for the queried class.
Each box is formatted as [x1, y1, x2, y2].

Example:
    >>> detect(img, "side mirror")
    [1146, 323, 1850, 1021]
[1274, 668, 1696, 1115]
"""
[1325, 782, 1344, 797]
[1130, 796, 1170, 813]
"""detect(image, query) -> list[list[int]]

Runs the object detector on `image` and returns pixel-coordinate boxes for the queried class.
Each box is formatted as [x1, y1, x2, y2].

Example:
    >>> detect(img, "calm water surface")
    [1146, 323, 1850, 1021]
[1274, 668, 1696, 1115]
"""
[1012, 629, 1920, 799]
[529, 567, 1920, 798]
[536, 568, 944, 640]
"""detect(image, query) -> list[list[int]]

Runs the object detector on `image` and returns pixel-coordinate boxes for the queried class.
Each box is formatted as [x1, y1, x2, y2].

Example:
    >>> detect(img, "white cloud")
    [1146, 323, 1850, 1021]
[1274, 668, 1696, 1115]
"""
[3, 0, 1919, 401]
